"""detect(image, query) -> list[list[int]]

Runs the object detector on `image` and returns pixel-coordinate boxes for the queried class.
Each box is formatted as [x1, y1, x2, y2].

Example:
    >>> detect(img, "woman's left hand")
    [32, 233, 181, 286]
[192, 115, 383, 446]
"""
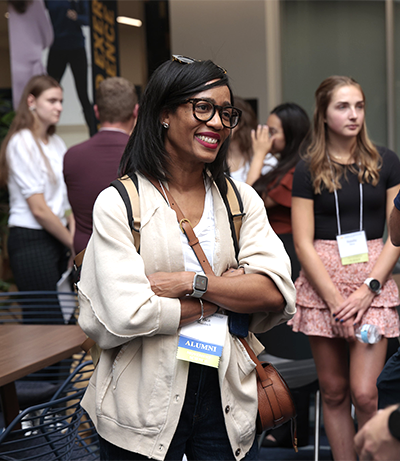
[147, 271, 193, 298]
[333, 284, 375, 326]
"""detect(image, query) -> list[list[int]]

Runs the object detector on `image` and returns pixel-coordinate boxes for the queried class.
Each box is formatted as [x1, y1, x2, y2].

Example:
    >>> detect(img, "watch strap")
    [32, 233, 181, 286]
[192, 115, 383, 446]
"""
[364, 277, 381, 294]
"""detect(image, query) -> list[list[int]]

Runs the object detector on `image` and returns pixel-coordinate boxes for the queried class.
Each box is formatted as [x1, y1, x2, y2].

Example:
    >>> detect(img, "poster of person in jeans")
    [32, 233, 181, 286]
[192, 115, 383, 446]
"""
[46, 0, 96, 136]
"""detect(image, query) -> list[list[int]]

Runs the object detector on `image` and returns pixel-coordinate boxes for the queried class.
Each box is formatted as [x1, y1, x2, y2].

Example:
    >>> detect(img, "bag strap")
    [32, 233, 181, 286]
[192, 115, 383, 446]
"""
[223, 175, 245, 261]
[110, 174, 140, 252]
[147, 177, 214, 276]
[238, 336, 270, 383]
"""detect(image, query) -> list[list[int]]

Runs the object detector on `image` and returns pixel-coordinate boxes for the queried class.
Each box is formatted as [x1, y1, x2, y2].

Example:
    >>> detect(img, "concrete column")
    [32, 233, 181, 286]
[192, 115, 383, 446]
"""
[265, 0, 282, 113]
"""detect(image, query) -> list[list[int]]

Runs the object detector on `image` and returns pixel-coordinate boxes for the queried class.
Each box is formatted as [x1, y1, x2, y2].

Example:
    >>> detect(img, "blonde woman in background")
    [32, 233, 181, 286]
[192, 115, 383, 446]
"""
[290, 75, 400, 460]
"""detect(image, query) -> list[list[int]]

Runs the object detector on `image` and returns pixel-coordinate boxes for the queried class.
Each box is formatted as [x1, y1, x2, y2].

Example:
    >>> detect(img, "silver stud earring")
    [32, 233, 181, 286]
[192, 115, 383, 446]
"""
[29, 106, 36, 112]
[162, 122, 169, 129]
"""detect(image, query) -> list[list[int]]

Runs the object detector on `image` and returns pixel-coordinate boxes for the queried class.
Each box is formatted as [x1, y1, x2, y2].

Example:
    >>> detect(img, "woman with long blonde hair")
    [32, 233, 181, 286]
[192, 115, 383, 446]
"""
[289, 75, 400, 460]
[0, 75, 73, 315]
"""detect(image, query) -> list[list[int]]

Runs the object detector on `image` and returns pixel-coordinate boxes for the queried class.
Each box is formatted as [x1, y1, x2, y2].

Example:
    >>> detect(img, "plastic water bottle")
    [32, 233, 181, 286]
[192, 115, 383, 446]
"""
[355, 324, 382, 344]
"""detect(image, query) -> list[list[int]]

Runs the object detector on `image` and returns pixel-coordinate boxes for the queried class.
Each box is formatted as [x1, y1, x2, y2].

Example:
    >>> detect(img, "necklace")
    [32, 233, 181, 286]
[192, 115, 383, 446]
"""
[329, 153, 354, 163]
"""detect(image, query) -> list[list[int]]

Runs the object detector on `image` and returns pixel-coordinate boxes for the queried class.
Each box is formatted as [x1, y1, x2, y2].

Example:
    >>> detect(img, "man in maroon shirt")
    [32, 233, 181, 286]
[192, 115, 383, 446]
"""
[63, 77, 138, 254]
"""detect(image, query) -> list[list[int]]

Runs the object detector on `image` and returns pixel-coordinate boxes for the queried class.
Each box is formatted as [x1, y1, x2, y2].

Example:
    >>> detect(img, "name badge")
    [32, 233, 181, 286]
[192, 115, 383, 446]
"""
[177, 313, 228, 368]
[336, 230, 369, 265]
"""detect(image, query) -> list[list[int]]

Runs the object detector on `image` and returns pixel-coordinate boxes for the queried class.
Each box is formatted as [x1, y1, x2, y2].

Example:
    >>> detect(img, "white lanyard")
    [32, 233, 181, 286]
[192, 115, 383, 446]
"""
[328, 156, 368, 265]
[333, 183, 363, 235]
[328, 156, 364, 234]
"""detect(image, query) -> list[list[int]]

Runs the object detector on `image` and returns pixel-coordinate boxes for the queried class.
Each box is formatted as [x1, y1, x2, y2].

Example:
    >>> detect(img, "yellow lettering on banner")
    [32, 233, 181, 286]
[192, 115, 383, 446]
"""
[92, 16, 103, 35]
[105, 42, 116, 63]
[92, 0, 117, 79]
[93, 33, 104, 53]
[94, 49, 105, 69]
[105, 60, 116, 77]
[95, 74, 104, 89]
[104, 8, 114, 25]
[92, 0, 102, 18]
[104, 23, 115, 42]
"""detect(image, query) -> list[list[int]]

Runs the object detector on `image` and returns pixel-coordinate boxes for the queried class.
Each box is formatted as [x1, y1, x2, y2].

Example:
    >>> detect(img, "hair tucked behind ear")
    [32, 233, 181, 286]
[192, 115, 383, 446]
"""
[304, 75, 380, 194]
[0, 75, 61, 188]
[119, 58, 233, 195]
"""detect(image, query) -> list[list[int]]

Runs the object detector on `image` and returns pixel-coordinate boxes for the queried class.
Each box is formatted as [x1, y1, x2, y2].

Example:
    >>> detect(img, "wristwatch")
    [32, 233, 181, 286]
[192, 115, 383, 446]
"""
[364, 278, 382, 295]
[388, 405, 400, 441]
[190, 273, 208, 298]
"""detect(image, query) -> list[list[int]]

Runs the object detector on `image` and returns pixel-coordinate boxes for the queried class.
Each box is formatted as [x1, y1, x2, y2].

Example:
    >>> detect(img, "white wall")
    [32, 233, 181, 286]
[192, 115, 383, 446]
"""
[169, 0, 270, 123]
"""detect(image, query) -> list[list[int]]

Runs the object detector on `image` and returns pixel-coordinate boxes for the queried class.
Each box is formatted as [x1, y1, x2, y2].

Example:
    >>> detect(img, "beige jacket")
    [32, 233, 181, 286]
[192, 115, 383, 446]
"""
[78, 174, 296, 460]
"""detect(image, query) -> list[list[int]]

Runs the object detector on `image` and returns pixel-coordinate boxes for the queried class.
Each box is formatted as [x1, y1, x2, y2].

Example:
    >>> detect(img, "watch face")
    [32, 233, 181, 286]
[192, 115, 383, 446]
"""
[370, 279, 381, 292]
[195, 275, 208, 291]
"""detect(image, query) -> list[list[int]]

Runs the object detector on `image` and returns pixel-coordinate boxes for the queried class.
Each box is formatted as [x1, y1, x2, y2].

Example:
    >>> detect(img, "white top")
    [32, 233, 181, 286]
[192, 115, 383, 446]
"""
[7, 129, 69, 229]
[230, 153, 278, 183]
[180, 180, 215, 273]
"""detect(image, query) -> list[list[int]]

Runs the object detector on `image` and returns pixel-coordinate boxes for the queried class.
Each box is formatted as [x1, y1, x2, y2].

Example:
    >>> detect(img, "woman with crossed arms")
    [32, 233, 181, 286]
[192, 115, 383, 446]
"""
[78, 56, 295, 460]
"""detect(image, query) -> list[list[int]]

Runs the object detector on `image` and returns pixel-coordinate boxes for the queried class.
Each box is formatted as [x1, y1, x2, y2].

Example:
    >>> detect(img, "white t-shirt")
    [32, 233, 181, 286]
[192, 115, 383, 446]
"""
[180, 180, 215, 274]
[7, 129, 69, 229]
[230, 153, 278, 183]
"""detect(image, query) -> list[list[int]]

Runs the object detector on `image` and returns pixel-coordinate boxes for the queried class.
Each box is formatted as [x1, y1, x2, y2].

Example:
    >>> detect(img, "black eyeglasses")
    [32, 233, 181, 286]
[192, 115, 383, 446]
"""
[185, 98, 242, 129]
[172, 54, 227, 74]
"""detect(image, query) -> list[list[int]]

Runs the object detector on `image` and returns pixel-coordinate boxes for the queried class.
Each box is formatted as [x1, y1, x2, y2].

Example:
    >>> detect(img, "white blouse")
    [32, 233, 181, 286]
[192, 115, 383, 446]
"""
[7, 129, 69, 229]
[230, 153, 278, 183]
[180, 180, 215, 274]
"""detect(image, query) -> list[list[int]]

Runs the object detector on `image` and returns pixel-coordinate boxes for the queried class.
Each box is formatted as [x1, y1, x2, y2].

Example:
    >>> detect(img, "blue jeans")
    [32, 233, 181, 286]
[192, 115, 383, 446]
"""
[99, 363, 258, 460]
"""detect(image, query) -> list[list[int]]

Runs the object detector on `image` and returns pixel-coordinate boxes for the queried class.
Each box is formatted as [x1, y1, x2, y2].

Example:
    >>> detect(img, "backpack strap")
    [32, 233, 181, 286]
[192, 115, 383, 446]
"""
[111, 173, 140, 252]
[222, 175, 249, 336]
[74, 173, 140, 270]
[222, 174, 245, 261]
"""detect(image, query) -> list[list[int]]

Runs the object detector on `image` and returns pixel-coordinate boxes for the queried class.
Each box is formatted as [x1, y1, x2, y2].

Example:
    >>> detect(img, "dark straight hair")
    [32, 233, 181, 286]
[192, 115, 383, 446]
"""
[252, 103, 310, 197]
[119, 58, 233, 194]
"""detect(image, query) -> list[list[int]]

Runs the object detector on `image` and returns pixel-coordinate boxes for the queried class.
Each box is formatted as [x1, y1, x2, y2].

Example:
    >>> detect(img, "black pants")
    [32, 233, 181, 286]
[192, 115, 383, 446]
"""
[377, 346, 400, 409]
[47, 46, 96, 136]
[8, 227, 69, 292]
[8, 227, 70, 323]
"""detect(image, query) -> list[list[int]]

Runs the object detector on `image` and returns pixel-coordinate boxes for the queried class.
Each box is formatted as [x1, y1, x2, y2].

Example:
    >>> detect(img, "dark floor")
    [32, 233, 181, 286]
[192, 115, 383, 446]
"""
[258, 428, 332, 460]
[0, 410, 332, 461]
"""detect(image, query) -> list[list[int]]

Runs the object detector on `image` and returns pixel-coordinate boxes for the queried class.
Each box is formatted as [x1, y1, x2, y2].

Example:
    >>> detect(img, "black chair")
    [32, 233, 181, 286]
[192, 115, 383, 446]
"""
[0, 290, 78, 326]
[0, 362, 94, 460]
[257, 323, 323, 461]
[57, 362, 99, 460]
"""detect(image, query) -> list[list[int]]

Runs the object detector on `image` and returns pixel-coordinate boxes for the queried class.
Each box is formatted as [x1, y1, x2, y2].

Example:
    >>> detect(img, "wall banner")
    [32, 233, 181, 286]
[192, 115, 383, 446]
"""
[89, 0, 120, 98]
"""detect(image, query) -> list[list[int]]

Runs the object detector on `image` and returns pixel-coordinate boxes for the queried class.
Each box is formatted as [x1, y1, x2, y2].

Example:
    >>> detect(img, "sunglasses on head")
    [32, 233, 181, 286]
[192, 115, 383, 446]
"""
[172, 55, 227, 74]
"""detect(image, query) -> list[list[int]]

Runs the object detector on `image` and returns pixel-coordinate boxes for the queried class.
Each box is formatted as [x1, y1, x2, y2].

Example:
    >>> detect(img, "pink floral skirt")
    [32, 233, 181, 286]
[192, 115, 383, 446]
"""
[288, 239, 400, 338]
